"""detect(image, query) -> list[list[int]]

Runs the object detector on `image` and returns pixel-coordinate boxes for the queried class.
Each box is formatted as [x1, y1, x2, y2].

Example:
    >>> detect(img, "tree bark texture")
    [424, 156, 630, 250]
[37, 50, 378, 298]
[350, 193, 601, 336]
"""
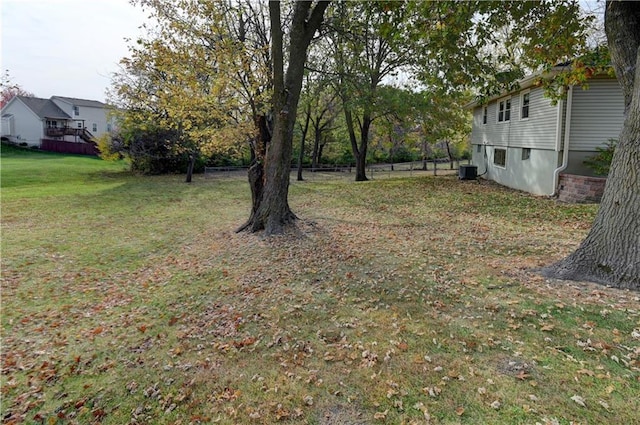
[241, 1, 329, 235]
[236, 115, 269, 232]
[542, 1, 640, 289]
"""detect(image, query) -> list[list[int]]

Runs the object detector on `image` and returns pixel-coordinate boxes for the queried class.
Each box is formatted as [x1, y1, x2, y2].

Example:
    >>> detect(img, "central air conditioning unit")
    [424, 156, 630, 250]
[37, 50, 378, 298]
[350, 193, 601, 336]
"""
[459, 165, 478, 180]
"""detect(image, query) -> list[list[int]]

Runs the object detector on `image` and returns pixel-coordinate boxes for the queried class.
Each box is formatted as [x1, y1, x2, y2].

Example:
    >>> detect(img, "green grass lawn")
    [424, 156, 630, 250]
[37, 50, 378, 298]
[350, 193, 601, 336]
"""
[2, 146, 639, 424]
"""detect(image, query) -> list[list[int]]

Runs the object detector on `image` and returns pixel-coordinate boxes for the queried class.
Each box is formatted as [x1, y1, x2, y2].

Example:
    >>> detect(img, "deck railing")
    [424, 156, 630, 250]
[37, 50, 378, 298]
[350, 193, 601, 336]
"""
[45, 127, 95, 142]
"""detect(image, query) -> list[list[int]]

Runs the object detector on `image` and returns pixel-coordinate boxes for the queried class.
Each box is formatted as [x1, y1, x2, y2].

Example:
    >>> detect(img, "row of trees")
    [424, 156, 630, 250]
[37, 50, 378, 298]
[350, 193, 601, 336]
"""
[105, 2, 471, 177]
[106, 1, 638, 289]
[109, 0, 592, 225]
[294, 81, 471, 175]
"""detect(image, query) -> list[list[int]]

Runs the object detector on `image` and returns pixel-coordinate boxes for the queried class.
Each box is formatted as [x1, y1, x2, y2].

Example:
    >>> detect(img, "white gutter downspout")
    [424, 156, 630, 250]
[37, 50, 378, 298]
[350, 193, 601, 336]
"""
[550, 85, 573, 196]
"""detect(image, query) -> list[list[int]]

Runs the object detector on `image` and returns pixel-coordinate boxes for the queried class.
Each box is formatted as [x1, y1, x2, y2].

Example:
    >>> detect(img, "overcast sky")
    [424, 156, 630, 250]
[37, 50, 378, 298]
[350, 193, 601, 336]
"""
[1, 0, 149, 102]
[1, 1, 605, 104]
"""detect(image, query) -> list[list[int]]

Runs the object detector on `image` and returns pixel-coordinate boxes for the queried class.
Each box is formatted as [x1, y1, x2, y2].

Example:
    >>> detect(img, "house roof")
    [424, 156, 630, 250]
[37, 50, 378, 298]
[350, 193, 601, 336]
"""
[17, 96, 71, 119]
[52, 96, 107, 108]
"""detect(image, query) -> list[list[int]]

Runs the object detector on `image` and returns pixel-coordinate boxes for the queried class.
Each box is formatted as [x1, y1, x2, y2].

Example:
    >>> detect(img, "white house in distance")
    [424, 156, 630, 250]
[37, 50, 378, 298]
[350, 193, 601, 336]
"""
[467, 70, 624, 202]
[1, 95, 114, 148]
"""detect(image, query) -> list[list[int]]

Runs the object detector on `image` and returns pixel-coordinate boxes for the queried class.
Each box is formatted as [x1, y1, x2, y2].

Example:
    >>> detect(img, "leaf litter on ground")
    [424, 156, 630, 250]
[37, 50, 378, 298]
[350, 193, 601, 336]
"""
[2, 170, 639, 424]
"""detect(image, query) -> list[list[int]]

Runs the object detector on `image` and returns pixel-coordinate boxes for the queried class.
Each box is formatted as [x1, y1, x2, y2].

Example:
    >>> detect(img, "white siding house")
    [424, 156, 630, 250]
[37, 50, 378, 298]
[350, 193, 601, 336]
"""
[1, 97, 52, 145]
[468, 75, 624, 196]
[50, 96, 114, 139]
[1, 95, 114, 147]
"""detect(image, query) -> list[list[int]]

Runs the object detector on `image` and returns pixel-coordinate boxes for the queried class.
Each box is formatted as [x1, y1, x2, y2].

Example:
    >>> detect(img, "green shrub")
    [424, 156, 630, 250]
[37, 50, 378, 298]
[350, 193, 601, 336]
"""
[584, 139, 616, 176]
[96, 133, 121, 161]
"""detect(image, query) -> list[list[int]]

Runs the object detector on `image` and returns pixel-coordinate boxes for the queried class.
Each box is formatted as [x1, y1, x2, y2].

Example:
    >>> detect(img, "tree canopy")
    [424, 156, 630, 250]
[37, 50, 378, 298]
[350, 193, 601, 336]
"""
[110, 1, 596, 175]
[106, 0, 640, 288]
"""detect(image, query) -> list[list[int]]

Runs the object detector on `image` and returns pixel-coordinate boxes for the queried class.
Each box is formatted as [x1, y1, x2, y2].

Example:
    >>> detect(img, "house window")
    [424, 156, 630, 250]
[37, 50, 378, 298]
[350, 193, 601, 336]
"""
[494, 148, 506, 167]
[482, 106, 488, 125]
[77, 122, 82, 129]
[73, 106, 79, 116]
[46, 120, 57, 128]
[497, 98, 511, 123]
[522, 148, 531, 160]
[476, 144, 481, 153]
[92, 123, 97, 132]
[107, 123, 112, 132]
[521, 91, 530, 119]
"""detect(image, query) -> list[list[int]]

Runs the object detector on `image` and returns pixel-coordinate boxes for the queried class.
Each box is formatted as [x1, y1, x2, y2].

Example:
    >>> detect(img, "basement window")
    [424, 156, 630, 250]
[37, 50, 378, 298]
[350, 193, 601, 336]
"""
[494, 148, 506, 167]
[522, 148, 531, 160]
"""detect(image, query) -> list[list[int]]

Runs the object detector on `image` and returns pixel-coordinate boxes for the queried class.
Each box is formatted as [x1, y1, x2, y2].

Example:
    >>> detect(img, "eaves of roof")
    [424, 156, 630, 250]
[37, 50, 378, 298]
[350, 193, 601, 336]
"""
[464, 66, 569, 109]
[51, 96, 107, 108]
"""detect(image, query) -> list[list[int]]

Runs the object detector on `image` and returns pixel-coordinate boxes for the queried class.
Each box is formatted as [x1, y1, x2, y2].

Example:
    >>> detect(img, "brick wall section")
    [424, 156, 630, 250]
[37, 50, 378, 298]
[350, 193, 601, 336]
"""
[558, 173, 607, 203]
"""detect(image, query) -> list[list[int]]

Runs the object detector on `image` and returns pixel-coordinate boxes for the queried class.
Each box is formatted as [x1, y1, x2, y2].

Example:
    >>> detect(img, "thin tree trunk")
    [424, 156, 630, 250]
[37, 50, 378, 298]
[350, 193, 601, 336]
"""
[318, 141, 325, 166]
[389, 134, 395, 171]
[344, 108, 369, 181]
[297, 103, 311, 181]
[542, 1, 640, 289]
[421, 140, 429, 170]
[185, 153, 195, 183]
[311, 125, 321, 170]
[445, 141, 454, 170]
[356, 115, 372, 181]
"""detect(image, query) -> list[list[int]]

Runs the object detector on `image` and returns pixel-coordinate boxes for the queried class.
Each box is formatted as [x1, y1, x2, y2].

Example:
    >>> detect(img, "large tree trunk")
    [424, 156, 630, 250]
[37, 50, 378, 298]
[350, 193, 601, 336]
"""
[354, 147, 368, 181]
[542, 1, 640, 289]
[236, 115, 269, 232]
[239, 0, 329, 235]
